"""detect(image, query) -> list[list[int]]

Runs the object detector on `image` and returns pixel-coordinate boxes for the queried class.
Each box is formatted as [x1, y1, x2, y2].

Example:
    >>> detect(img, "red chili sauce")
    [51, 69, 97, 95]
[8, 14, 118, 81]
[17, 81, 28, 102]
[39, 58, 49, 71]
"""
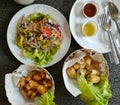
[83, 3, 97, 17]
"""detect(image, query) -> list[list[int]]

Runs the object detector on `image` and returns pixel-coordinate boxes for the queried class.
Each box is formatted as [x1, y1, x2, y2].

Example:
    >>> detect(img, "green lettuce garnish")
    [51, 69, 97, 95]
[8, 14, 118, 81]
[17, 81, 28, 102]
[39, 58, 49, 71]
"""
[35, 90, 56, 105]
[21, 45, 59, 67]
[77, 75, 112, 105]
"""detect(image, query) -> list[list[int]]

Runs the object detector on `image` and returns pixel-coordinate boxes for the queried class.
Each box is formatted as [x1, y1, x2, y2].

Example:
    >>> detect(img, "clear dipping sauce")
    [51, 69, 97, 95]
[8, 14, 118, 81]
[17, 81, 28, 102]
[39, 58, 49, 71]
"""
[83, 2, 97, 17]
[82, 21, 97, 36]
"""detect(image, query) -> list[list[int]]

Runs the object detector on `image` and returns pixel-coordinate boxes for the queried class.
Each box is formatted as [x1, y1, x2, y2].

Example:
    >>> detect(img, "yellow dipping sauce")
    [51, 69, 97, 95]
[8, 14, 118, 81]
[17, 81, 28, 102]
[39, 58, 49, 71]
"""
[82, 22, 97, 36]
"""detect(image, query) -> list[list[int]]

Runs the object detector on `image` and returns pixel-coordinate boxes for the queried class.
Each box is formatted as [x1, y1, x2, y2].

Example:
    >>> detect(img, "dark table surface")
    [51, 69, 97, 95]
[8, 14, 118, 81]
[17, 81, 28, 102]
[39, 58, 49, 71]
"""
[0, 0, 120, 105]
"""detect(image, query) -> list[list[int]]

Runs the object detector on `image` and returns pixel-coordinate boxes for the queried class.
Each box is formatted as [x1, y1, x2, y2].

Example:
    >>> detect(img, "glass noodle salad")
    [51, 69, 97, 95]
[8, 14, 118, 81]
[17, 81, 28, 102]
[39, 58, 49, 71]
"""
[16, 13, 64, 67]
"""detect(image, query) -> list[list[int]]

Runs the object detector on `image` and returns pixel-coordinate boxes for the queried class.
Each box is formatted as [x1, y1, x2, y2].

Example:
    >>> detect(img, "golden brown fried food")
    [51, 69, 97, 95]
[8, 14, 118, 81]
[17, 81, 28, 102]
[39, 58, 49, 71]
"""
[66, 51, 102, 84]
[17, 70, 53, 100]
[66, 67, 77, 79]
[73, 63, 80, 70]
[37, 85, 47, 95]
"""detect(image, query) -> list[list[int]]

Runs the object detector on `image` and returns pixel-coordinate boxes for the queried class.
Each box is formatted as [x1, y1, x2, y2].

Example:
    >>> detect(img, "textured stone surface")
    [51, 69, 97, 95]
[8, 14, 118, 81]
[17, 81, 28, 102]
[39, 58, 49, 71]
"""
[0, 0, 120, 105]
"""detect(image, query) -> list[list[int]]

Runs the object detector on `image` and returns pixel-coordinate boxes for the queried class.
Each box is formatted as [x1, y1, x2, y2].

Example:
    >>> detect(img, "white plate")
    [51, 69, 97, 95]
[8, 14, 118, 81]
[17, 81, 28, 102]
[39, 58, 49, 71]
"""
[5, 64, 55, 105]
[7, 4, 71, 67]
[69, 0, 120, 53]
[62, 48, 109, 97]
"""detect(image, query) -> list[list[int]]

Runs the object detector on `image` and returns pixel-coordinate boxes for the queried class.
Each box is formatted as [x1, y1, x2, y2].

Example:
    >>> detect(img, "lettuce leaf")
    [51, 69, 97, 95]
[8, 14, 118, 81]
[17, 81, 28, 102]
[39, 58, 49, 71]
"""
[22, 47, 56, 67]
[77, 75, 112, 105]
[35, 90, 56, 105]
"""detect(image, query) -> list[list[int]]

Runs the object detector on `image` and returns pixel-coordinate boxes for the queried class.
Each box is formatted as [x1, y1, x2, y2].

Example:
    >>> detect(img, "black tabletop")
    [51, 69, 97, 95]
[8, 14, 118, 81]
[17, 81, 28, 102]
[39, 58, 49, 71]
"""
[0, 0, 120, 105]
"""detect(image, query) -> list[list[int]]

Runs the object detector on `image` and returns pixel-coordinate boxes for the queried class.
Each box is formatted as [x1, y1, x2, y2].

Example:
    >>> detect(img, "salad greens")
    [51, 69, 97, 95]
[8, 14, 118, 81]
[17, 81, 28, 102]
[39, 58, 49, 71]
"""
[16, 13, 63, 67]
[77, 75, 112, 105]
[35, 90, 56, 105]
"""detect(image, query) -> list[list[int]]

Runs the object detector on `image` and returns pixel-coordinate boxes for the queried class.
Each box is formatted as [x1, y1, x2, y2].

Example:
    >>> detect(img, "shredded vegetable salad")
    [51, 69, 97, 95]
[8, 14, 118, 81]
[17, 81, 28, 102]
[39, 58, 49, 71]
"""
[16, 13, 64, 66]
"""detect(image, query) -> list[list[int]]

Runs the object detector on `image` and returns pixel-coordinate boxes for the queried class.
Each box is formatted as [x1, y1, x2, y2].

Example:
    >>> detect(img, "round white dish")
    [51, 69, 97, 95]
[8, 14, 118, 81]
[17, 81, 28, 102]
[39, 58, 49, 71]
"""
[69, 0, 120, 53]
[62, 48, 109, 97]
[7, 4, 71, 67]
[5, 64, 55, 105]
